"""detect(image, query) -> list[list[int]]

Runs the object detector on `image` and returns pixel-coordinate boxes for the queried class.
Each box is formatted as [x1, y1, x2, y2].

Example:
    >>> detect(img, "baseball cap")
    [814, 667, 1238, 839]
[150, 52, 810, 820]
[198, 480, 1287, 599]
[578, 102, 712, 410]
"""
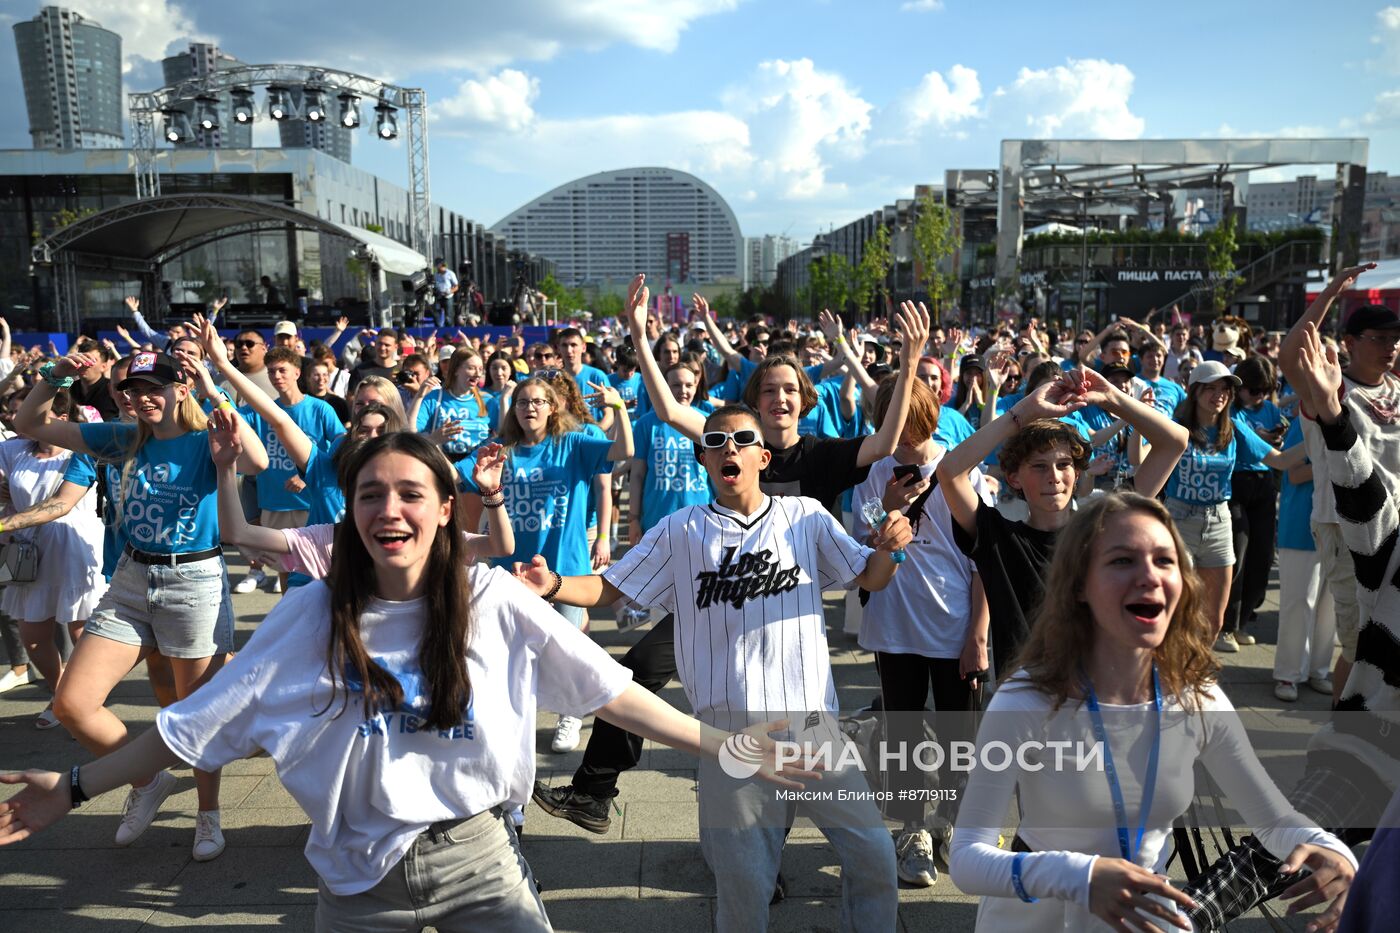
[960, 354, 985, 372]
[1187, 360, 1242, 388]
[117, 351, 182, 390]
[1343, 304, 1400, 337]
[438, 345, 456, 362]
[273, 321, 297, 337]
[1101, 363, 1135, 381]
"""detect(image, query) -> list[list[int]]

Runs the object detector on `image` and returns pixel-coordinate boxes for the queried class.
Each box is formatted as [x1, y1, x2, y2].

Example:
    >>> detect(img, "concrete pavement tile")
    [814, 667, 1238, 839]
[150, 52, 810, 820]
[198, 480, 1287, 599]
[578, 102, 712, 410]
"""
[136, 906, 317, 929]
[0, 907, 153, 931]
[621, 800, 698, 840]
[896, 897, 982, 928]
[609, 767, 697, 802]
[637, 839, 715, 898]
[163, 773, 263, 811]
[542, 895, 711, 933]
[0, 847, 187, 909]
[523, 837, 641, 894]
[166, 845, 317, 906]
[763, 897, 848, 931]
[239, 774, 300, 809]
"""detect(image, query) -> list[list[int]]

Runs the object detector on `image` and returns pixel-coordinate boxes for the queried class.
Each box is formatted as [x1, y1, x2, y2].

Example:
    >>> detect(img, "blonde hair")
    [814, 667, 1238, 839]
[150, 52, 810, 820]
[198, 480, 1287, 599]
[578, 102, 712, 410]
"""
[353, 376, 407, 424]
[1010, 492, 1219, 710]
[112, 383, 210, 535]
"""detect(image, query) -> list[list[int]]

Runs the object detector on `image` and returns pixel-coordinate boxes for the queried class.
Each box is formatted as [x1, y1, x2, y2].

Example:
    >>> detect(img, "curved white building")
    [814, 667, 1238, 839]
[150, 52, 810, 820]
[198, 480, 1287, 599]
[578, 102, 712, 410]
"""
[490, 166, 743, 288]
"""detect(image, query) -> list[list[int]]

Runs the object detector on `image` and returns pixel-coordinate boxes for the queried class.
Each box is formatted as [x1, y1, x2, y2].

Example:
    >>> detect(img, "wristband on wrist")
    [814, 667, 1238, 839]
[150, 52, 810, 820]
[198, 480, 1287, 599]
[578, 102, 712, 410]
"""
[478, 486, 500, 498]
[0, 519, 5, 533]
[38, 362, 75, 388]
[544, 570, 563, 603]
[1011, 851, 1037, 902]
[70, 765, 89, 809]
[480, 496, 505, 508]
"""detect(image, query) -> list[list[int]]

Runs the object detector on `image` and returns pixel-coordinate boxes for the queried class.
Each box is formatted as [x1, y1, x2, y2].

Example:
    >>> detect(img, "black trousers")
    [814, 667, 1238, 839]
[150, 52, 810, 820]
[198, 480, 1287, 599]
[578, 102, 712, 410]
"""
[874, 652, 978, 826]
[1222, 470, 1278, 635]
[573, 615, 676, 799]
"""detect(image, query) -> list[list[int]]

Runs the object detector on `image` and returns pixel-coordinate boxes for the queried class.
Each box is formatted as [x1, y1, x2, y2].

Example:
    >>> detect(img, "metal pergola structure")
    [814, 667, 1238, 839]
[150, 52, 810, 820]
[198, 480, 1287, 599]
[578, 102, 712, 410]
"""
[127, 64, 431, 257]
[946, 138, 1369, 294]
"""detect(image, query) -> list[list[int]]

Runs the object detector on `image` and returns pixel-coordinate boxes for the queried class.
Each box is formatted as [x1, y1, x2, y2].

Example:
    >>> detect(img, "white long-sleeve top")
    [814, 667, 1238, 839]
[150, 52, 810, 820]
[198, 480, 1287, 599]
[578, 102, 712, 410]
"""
[949, 673, 1354, 932]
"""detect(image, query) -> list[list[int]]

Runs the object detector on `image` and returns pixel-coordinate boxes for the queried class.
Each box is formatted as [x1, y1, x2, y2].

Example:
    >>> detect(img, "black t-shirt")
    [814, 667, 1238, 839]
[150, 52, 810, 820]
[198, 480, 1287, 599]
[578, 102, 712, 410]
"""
[347, 362, 394, 394]
[313, 391, 351, 426]
[760, 434, 869, 512]
[71, 375, 120, 423]
[952, 498, 1058, 676]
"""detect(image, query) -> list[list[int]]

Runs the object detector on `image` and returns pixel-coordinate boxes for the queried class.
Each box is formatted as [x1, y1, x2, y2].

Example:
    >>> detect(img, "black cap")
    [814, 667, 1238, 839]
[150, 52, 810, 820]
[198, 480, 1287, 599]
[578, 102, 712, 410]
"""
[960, 354, 985, 371]
[1101, 363, 1135, 381]
[116, 351, 182, 390]
[1344, 304, 1400, 337]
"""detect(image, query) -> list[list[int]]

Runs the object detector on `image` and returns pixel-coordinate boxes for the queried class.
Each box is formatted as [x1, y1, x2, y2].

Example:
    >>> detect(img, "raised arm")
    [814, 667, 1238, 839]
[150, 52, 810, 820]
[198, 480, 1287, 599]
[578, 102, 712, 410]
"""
[468, 443, 515, 559]
[857, 301, 929, 467]
[1071, 368, 1188, 498]
[209, 413, 289, 555]
[587, 381, 633, 462]
[693, 294, 743, 368]
[512, 554, 623, 607]
[0, 317, 10, 369]
[322, 316, 350, 353]
[14, 355, 99, 456]
[125, 296, 162, 344]
[936, 380, 1087, 536]
[819, 310, 878, 395]
[195, 315, 304, 471]
[1279, 263, 1374, 390]
[0, 480, 89, 533]
[626, 275, 704, 442]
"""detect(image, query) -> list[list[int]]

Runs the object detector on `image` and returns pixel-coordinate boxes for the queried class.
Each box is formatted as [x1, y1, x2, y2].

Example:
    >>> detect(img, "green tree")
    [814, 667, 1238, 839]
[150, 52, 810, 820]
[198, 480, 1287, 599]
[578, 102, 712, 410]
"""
[708, 291, 738, 321]
[1204, 214, 1244, 312]
[912, 189, 962, 324]
[539, 274, 586, 316]
[592, 291, 625, 320]
[854, 224, 893, 319]
[809, 253, 853, 317]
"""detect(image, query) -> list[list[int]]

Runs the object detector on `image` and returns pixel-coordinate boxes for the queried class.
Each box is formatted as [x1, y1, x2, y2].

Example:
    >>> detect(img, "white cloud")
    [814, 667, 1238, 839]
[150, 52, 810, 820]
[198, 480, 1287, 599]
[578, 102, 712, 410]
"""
[74, 0, 212, 72]
[900, 0, 944, 10]
[1373, 7, 1400, 72]
[1365, 88, 1400, 125]
[435, 70, 540, 133]
[997, 59, 1144, 138]
[905, 64, 981, 129]
[722, 58, 873, 198]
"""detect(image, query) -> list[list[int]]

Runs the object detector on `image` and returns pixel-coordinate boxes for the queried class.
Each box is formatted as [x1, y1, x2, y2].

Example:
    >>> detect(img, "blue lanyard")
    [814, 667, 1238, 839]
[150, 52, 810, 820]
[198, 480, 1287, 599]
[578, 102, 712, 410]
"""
[1083, 666, 1162, 864]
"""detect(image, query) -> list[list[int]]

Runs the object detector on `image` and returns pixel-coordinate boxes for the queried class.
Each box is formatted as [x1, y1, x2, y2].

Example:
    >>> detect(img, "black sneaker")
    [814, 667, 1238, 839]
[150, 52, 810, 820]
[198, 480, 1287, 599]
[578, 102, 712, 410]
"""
[771, 870, 786, 905]
[531, 782, 612, 834]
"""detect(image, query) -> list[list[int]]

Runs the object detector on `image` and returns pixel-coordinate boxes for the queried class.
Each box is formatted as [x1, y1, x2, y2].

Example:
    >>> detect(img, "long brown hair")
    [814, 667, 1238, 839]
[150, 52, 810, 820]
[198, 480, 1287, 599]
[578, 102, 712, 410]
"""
[741, 355, 819, 417]
[440, 347, 488, 417]
[537, 370, 595, 426]
[498, 376, 579, 446]
[322, 432, 475, 731]
[875, 373, 939, 439]
[1010, 492, 1218, 710]
[1174, 381, 1235, 451]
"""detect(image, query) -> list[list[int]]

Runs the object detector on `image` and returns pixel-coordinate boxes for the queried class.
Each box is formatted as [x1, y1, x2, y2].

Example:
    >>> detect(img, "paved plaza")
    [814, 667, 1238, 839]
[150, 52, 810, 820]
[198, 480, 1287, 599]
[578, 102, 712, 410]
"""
[0, 558, 1337, 932]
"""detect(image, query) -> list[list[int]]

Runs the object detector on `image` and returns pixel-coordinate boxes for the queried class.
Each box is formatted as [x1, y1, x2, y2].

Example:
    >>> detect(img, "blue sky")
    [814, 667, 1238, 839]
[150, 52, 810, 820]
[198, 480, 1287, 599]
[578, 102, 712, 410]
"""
[1, 0, 1396, 244]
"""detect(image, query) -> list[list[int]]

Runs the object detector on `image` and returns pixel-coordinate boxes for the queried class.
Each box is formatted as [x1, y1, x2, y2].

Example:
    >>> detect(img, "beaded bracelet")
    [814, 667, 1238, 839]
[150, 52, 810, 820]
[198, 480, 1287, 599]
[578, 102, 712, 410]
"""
[544, 571, 563, 603]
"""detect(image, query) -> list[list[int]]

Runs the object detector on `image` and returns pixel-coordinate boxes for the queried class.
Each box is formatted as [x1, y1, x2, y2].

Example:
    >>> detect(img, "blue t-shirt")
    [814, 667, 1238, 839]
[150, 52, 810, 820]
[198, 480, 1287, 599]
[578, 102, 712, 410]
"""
[1276, 418, 1313, 551]
[572, 364, 612, 421]
[1165, 414, 1273, 505]
[58, 453, 118, 575]
[1233, 400, 1285, 473]
[300, 434, 347, 527]
[609, 372, 642, 415]
[934, 405, 974, 451]
[1139, 376, 1186, 419]
[240, 395, 345, 513]
[79, 423, 220, 555]
[633, 412, 713, 532]
[416, 388, 493, 458]
[456, 430, 614, 576]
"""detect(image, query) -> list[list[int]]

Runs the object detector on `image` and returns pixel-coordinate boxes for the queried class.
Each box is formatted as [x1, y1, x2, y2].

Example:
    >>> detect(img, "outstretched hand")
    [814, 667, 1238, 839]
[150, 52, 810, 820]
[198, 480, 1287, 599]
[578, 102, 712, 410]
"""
[1277, 842, 1355, 933]
[818, 308, 843, 342]
[732, 718, 825, 791]
[896, 301, 932, 366]
[623, 274, 649, 336]
[511, 554, 555, 598]
[207, 405, 244, 468]
[1293, 323, 1344, 423]
[471, 442, 507, 493]
[0, 770, 69, 845]
[1010, 374, 1088, 424]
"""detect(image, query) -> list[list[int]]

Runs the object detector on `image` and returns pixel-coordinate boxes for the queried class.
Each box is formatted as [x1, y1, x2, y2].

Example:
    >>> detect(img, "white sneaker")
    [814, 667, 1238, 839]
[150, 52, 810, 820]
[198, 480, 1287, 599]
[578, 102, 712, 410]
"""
[0, 667, 34, 694]
[1213, 633, 1239, 653]
[616, 607, 650, 633]
[551, 715, 582, 753]
[896, 829, 938, 887]
[114, 770, 178, 845]
[1274, 681, 1298, 702]
[233, 570, 265, 594]
[192, 810, 226, 862]
[264, 575, 283, 594]
[1307, 676, 1334, 695]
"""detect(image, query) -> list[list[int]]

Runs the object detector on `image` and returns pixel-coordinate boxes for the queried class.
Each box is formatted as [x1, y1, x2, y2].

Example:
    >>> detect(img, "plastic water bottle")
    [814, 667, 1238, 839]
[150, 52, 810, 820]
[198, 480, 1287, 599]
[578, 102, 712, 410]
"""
[859, 499, 907, 564]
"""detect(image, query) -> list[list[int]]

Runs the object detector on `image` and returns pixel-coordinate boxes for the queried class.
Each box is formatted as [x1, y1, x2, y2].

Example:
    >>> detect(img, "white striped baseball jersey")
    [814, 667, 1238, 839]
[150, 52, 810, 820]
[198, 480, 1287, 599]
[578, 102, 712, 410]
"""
[603, 495, 873, 729]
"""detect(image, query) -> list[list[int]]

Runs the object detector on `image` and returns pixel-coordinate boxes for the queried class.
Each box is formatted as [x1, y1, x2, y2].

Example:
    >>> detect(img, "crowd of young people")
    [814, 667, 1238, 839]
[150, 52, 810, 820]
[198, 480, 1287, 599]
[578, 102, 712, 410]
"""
[0, 265, 1393, 932]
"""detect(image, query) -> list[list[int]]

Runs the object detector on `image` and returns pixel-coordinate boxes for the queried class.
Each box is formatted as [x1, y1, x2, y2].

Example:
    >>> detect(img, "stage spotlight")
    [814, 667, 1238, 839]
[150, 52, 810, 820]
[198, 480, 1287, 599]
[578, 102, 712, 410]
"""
[161, 109, 183, 143]
[267, 85, 290, 121]
[231, 87, 255, 124]
[304, 87, 326, 122]
[338, 92, 361, 128]
[375, 102, 398, 139]
[195, 96, 220, 131]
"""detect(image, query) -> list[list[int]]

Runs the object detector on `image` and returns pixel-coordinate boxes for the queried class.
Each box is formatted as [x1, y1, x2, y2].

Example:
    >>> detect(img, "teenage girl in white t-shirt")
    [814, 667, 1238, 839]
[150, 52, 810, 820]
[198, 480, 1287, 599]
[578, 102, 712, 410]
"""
[0, 430, 813, 931]
[949, 492, 1355, 933]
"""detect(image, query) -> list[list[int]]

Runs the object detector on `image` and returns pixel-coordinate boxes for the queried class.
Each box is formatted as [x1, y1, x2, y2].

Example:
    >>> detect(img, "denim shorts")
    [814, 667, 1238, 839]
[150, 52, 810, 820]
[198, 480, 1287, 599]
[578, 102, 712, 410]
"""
[83, 553, 235, 659]
[1165, 499, 1234, 569]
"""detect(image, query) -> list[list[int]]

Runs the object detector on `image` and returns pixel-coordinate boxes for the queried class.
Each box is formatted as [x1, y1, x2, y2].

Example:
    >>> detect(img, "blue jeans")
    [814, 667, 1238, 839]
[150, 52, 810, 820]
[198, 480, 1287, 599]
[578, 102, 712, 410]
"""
[698, 763, 897, 932]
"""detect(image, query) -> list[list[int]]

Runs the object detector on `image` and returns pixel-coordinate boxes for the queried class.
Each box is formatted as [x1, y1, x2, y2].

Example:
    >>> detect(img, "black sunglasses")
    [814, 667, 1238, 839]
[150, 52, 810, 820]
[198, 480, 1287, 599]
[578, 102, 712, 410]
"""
[533, 368, 561, 380]
[235, 339, 263, 349]
[701, 429, 762, 449]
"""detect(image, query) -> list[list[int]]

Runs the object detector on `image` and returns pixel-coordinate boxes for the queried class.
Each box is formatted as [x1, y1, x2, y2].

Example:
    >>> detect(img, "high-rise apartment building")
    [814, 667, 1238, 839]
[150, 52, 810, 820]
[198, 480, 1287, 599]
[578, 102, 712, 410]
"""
[13, 6, 123, 150]
[160, 43, 252, 149]
[278, 88, 353, 163]
[745, 234, 798, 289]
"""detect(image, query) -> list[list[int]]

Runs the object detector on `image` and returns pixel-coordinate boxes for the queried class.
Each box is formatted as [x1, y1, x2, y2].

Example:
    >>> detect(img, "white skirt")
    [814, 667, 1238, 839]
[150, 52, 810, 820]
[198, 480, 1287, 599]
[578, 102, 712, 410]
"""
[0, 516, 108, 624]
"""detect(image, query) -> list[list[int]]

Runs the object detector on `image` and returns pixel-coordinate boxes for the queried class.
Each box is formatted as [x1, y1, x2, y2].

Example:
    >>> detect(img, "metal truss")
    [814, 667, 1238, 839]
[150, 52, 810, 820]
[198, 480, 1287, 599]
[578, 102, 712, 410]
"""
[127, 64, 431, 255]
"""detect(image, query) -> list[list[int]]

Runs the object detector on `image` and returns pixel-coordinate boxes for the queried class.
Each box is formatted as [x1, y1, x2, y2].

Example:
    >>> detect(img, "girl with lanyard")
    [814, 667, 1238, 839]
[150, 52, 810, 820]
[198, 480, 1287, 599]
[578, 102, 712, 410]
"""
[13, 348, 268, 862]
[0, 430, 810, 931]
[0, 387, 107, 730]
[409, 347, 493, 462]
[456, 374, 632, 754]
[1161, 361, 1299, 645]
[949, 492, 1355, 932]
